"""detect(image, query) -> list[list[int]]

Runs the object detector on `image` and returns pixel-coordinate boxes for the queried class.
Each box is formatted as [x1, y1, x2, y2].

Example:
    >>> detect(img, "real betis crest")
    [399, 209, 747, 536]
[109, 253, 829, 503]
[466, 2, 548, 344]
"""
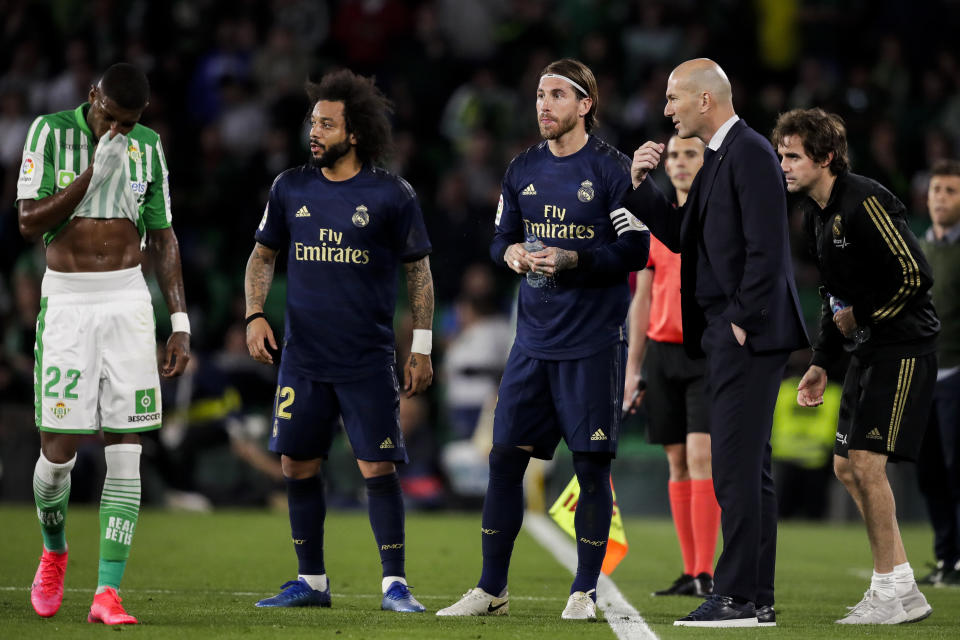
[577, 180, 595, 203]
[352, 205, 370, 228]
[52, 401, 70, 419]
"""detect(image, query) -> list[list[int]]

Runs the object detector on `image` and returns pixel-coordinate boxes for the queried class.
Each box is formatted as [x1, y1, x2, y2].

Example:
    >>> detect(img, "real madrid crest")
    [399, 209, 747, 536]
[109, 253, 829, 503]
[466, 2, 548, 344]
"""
[832, 214, 843, 237]
[352, 205, 370, 228]
[577, 180, 595, 203]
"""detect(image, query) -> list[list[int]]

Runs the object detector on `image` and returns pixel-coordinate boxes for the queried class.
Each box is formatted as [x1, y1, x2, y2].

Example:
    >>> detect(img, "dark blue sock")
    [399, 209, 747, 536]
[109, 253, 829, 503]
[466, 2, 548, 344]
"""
[571, 453, 612, 598]
[365, 472, 405, 578]
[285, 474, 326, 575]
[478, 445, 530, 596]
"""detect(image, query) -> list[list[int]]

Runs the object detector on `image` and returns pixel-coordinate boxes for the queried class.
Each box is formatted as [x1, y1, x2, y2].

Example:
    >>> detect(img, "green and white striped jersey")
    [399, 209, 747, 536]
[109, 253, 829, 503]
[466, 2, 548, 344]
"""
[17, 103, 172, 246]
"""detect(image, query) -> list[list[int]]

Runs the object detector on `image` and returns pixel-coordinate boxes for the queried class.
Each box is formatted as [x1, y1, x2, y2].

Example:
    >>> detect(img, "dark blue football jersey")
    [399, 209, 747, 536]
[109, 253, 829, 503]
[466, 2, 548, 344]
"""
[255, 164, 431, 382]
[490, 136, 650, 360]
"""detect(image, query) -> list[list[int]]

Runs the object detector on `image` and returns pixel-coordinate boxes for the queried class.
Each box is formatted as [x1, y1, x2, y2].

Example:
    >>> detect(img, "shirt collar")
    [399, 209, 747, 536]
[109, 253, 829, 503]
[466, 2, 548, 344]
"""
[708, 115, 740, 151]
[822, 171, 847, 211]
[74, 103, 93, 138]
[925, 222, 960, 244]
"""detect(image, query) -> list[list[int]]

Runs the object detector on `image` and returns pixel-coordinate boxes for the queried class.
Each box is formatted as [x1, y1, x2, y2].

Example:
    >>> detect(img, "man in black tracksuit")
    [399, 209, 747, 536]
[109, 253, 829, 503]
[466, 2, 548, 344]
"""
[773, 108, 939, 625]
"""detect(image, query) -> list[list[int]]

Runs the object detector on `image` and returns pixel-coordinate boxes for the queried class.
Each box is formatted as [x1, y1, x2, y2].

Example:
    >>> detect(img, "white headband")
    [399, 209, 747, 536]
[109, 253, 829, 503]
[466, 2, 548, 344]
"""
[540, 73, 589, 98]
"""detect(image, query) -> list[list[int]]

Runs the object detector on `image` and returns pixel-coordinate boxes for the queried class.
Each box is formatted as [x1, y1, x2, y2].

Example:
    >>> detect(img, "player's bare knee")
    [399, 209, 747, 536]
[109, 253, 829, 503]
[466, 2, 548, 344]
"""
[847, 450, 888, 487]
[833, 454, 854, 486]
[281, 455, 323, 479]
[103, 432, 141, 447]
[357, 459, 395, 479]
[664, 444, 689, 480]
[686, 450, 711, 477]
[40, 432, 80, 464]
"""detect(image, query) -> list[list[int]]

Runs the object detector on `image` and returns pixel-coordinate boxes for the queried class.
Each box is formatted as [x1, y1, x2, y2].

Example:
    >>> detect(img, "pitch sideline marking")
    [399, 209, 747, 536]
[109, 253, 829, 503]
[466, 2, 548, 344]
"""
[524, 512, 658, 640]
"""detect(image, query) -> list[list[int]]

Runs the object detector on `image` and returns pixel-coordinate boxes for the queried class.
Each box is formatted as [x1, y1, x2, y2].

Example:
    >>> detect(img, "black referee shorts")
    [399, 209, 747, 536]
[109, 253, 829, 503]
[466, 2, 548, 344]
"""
[835, 352, 936, 462]
[642, 339, 708, 446]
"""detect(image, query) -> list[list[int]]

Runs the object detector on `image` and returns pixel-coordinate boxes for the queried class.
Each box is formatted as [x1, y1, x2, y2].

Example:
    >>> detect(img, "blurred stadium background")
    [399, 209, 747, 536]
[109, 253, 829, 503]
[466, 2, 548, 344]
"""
[0, 0, 958, 530]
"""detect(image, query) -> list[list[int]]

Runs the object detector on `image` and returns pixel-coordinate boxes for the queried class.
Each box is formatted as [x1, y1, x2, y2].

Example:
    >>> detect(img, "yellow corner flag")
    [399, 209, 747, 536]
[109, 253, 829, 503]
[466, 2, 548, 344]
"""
[548, 475, 628, 575]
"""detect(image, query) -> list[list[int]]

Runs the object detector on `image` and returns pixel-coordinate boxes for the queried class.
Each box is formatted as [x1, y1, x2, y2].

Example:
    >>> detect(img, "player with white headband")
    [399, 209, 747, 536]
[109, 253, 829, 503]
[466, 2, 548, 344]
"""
[438, 58, 650, 621]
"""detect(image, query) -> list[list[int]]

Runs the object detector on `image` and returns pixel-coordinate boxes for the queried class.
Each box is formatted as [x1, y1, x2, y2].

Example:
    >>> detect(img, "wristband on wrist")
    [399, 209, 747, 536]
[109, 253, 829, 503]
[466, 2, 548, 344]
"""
[170, 312, 191, 334]
[411, 329, 432, 355]
[245, 311, 266, 326]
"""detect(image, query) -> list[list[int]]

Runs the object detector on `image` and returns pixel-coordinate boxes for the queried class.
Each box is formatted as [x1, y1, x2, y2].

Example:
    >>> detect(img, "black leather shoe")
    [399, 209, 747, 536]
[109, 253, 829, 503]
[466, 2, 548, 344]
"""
[918, 561, 946, 585]
[943, 566, 960, 587]
[694, 572, 714, 597]
[674, 594, 758, 627]
[653, 574, 698, 596]
[757, 604, 776, 627]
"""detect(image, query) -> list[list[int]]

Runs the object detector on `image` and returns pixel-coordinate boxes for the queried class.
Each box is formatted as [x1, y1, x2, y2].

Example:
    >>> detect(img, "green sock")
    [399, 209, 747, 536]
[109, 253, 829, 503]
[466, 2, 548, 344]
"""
[97, 476, 141, 589]
[33, 455, 74, 553]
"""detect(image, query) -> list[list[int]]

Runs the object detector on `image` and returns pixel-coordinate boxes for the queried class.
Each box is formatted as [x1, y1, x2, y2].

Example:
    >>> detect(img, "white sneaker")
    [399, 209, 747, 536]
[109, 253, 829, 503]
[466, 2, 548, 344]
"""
[836, 590, 908, 624]
[899, 583, 933, 622]
[436, 587, 509, 616]
[561, 590, 597, 620]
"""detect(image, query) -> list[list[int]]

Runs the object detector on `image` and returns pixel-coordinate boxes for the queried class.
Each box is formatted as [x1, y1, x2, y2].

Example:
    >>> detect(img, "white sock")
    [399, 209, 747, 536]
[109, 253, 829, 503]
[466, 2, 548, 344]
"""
[871, 570, 896, 599]
[35, 451, 77, 485]
[299, 574, 327, 591]
[893, 562, 915, 596]
[382, 575, 406, 593]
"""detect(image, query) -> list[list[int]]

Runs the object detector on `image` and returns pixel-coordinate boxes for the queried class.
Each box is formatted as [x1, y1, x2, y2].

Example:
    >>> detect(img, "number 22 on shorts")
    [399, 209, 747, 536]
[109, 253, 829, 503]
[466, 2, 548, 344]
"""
[44, 366, 81, 399]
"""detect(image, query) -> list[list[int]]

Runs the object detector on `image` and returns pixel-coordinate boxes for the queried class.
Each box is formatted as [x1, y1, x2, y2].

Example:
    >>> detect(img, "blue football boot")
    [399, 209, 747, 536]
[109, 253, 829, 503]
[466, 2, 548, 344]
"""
[381, 581, 426, 613]
[255, 578, 331, 608]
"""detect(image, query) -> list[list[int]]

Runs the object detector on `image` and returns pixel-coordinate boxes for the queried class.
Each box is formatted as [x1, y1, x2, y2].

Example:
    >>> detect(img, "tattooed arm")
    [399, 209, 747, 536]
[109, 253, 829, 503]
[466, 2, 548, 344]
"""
[403, 256, 434, 397]
[526, 246, 579, 276]
[244, 242, 279, 364]
[147, 227, 190, 377]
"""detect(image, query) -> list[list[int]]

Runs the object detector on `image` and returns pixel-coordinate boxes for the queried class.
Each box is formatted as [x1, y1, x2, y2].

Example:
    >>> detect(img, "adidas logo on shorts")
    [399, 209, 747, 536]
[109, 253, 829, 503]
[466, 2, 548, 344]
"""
[521, 183, 537, 196]
[590, 428, 607, 441]
[380, 437, 395, 449]
[866, 427, 883, 441]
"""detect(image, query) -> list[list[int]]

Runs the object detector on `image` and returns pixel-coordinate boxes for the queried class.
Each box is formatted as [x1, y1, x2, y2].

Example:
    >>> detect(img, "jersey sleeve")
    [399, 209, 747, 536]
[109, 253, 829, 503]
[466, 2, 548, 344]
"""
[576, 154, 650, 274]
[142, 137, 172, 230]
[849, 192, 933, 326]
[254, 174, 290, 250]
[16, 116, 56, 202]
[490, 159, 523, 265]
[392, 177, 432, 262]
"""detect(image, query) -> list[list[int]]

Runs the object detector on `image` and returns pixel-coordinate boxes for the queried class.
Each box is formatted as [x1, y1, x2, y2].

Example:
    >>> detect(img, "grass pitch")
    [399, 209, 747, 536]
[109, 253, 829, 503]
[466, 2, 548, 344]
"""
[0, 505, 957, 638]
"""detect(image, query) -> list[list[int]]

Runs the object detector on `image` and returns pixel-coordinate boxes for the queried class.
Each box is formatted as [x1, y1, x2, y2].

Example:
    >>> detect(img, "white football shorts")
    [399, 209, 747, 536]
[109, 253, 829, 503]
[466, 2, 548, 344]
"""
[35, 266, 162, 433]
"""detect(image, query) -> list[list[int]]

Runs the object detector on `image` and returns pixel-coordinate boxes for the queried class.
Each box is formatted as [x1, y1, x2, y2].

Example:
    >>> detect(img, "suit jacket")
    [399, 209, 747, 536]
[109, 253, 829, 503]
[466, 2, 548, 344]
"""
[623, 120, 809, 358]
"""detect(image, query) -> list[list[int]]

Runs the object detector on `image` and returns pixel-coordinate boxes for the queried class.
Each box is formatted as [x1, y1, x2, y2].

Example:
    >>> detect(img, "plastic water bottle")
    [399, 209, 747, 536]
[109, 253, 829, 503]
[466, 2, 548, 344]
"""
[524, 234, 547, 288]
[829, 294, 871, 344]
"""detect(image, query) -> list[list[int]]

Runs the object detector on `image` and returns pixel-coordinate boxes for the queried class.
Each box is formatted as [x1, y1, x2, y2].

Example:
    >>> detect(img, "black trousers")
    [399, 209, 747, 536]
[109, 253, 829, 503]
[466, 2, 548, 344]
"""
[701, 316, 789, 606]
[916, 370, 960, 566]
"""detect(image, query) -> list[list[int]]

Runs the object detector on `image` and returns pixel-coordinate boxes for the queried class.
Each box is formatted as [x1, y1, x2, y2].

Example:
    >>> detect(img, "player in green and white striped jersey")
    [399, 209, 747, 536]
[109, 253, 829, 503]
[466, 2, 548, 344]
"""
[17, 63, 191, 626]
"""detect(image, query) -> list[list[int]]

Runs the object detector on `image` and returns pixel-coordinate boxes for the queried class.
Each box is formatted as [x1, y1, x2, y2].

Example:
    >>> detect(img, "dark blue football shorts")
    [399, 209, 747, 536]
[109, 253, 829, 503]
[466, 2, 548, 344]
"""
[268, 362, 407, 463]
[493, 342, 625, 460]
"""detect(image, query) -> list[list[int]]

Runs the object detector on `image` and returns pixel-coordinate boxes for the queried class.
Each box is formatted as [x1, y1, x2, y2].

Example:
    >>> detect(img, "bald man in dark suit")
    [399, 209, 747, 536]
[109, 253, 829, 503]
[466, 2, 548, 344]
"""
[624, 58, 808, 628]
